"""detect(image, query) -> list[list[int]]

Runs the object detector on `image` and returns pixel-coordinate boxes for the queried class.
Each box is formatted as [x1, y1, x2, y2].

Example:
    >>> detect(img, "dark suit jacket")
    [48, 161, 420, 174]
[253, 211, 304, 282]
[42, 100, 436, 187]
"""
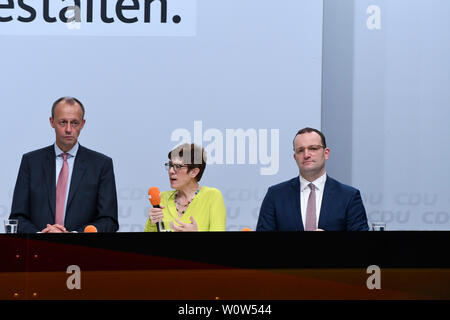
[10, 145, 119, 233]
[256, 176, 369, 231]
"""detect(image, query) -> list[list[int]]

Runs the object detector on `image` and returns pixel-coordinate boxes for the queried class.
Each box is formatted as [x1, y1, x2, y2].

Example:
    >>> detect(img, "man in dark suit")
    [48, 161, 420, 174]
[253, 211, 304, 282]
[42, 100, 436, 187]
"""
[256, 127, 368, 231]
[9, 97, 119, 233]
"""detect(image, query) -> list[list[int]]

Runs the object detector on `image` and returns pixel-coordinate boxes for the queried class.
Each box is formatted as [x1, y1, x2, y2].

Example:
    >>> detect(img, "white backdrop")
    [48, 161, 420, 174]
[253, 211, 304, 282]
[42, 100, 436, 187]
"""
[0, 0, 323, 231]
[322, 0, 450, 230]
[351, 0, 450, 230]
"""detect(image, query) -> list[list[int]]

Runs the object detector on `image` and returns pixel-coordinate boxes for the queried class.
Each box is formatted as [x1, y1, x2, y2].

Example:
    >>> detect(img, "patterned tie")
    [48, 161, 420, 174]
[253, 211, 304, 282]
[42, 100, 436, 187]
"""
[55, 153, 69, 225]
[305, 183, 317, 231]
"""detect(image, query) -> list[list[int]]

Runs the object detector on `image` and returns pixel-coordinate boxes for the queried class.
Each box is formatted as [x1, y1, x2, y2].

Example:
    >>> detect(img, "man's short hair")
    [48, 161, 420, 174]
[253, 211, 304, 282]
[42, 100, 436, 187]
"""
[51, 97, 85, 119]
[293, 127, 327, 150]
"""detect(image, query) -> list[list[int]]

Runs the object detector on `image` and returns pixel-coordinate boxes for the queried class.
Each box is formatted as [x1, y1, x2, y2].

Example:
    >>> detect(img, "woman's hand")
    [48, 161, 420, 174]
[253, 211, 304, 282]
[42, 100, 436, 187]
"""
[148, 206, 165, 224]
[171, 216, 198, 232]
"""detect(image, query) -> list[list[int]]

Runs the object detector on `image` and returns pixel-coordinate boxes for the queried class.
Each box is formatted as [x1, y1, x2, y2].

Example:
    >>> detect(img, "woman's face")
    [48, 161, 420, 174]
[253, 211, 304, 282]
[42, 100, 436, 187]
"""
[168, 158, 195, 190]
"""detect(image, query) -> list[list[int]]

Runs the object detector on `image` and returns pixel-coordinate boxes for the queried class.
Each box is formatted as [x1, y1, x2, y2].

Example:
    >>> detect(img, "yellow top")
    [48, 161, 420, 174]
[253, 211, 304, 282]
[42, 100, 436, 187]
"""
[144, 186, 226, 232]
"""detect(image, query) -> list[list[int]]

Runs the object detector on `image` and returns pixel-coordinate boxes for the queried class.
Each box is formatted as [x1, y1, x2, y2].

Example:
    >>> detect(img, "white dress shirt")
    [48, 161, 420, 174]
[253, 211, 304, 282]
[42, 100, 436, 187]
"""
[54, 143, 79, 222]
[299, 173, 327, 229]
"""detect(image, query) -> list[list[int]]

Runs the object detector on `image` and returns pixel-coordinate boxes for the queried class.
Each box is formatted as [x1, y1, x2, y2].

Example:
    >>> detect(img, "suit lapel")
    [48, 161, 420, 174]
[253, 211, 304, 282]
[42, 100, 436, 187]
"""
[290, 177, 304, 231]
[318, 176, 336, 228]
[66, 145, 87, 211]
[43, 146, 56, 219]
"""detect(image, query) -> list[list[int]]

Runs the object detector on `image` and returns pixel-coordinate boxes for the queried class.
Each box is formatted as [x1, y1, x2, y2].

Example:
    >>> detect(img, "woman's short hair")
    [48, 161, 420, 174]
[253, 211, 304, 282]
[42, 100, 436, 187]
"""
[168, 143, 207, 182]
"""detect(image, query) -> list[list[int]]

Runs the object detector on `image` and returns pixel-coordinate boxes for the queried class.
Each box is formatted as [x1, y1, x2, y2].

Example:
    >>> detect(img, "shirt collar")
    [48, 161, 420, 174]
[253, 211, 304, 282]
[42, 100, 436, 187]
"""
[300, 172, 327, 192]
[54, 142, 79, 158]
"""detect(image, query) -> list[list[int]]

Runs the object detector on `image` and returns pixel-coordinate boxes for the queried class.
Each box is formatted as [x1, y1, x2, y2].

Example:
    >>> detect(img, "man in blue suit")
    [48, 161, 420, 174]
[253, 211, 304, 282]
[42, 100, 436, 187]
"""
[9, 97, 119, 233]
[257, 127, 368, 231]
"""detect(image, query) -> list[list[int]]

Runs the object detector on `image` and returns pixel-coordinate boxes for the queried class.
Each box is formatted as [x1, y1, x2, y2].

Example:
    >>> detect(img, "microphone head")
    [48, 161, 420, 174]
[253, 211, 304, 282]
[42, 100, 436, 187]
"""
[84, 225, 98, 233]
[148, 187, 161, 206]
[241, 227, 253, 232]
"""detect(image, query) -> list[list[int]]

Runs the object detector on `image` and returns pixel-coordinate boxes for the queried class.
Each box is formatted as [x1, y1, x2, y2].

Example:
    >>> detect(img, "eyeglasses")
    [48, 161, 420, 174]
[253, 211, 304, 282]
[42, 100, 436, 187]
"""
[164, 162, 189, 172]
[294, 145, 324, 154]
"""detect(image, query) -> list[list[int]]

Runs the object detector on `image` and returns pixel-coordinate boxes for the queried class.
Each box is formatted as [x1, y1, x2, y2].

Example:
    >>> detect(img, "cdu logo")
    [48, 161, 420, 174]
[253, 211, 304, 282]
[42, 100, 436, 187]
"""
[0, 0, 196, 36]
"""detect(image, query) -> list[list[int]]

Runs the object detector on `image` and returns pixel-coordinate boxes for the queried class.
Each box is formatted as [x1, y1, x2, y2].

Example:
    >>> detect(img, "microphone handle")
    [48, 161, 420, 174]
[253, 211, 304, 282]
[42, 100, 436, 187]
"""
[153, 204, 161, 232]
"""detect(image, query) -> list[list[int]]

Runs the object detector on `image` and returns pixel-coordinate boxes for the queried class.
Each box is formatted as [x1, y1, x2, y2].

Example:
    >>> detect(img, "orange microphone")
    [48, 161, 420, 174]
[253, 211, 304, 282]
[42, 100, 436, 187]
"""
[84, 225, 97, 233]
[148, 187, 161, 208]
[241, 227, 253, 232]
[148, 187, 162, 232]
